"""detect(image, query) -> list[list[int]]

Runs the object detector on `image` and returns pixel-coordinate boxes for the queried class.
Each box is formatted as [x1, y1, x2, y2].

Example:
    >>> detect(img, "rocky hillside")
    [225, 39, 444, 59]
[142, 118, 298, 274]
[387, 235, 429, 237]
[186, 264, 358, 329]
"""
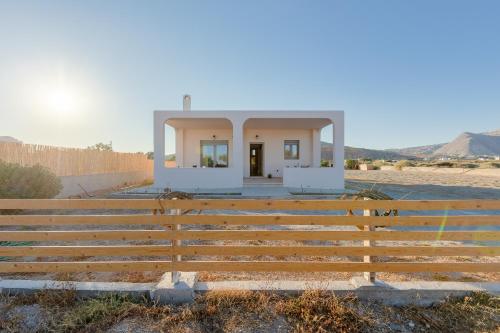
[433, 130, 500, 157]
[321, 142, 410, 160]
[386, 143, 446, 158]
[388, 129, 500, 158]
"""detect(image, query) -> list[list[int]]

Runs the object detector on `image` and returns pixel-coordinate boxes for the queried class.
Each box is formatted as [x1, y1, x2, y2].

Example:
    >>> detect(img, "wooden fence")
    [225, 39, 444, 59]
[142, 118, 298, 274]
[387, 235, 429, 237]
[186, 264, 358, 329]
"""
[0, 199, 499, 282]
[0, 142, 153, 176]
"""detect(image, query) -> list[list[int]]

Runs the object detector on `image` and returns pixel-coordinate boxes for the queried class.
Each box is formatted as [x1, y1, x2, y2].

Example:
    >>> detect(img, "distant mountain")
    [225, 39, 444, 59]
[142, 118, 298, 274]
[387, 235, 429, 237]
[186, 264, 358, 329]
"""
[387, 129, 500, 158]
[0, 136, 22, 144]
[386, 143, 446, 158]
[321, 142, 411, 160]
[433, 130, 500, 157]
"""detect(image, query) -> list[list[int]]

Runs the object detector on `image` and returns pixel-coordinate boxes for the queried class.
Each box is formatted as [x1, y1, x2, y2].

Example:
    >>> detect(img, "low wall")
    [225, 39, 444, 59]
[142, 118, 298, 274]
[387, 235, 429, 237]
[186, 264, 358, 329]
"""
[57, 170, 152, 198]
[283, 167, 344, 189]
[154, 167, 242, 189]
[2, 277, 499, 306]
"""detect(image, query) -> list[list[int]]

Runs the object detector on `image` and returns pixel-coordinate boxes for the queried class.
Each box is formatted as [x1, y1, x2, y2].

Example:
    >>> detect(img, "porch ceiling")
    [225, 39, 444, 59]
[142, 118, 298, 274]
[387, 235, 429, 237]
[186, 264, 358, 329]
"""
[166, 118, 232, 129]
[243, 118, 331, 129]
[166, 117, 332, 129]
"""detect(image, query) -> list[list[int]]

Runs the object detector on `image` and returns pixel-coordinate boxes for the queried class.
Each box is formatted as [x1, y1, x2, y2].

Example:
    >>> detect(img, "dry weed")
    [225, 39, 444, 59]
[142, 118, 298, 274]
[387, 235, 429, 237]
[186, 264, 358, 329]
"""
[276, 290, 375, 333]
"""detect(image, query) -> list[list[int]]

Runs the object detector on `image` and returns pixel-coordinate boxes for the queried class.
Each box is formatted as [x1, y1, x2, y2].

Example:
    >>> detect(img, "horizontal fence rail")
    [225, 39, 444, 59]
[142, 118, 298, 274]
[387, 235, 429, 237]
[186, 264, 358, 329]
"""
[0, 199, 499, 278]
[1, 199, 500, 210]
[1, 245, 499, 257]
[1, 214, 499, 226]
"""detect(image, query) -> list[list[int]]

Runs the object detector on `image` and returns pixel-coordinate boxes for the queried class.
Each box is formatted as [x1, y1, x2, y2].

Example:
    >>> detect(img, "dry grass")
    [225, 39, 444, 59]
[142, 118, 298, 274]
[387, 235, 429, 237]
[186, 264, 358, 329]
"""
[0, 290, 498, 332]
[275, 291, 375, 332]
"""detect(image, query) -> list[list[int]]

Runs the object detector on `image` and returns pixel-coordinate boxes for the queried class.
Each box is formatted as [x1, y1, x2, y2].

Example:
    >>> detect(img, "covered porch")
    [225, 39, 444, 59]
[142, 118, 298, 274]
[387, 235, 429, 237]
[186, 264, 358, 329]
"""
[153, 110, 344, 190]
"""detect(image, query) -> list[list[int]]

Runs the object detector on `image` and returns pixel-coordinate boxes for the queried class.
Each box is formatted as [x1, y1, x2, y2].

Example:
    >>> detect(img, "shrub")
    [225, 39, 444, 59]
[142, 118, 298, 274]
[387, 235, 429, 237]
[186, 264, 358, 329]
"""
[435, 161, 454, 168]
[0, 161, 62, 199]
[320, 160, 331, 167]
[455, 162, 479, 169]
[484, 162, 500, 168]
[394, 160, 415, 171]
[344, 159, 359, 170]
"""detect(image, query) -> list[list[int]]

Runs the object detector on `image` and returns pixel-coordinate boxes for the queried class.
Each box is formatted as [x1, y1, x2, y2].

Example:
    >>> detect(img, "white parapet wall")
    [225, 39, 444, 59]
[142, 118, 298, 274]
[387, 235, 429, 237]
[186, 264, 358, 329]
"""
[283, 167, 344, 189]
[155, 167, 242, 189]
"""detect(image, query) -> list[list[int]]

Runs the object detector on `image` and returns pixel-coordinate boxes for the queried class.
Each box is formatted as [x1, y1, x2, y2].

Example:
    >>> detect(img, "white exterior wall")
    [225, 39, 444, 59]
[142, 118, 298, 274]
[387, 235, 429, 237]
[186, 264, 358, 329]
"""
[154, 111, 344, 190]
[243, 129, 312, 178]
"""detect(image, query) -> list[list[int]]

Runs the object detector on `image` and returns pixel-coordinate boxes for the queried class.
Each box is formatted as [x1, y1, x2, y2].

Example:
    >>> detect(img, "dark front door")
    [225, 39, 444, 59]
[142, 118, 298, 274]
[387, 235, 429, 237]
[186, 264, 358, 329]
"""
[250, 144, 263, 176]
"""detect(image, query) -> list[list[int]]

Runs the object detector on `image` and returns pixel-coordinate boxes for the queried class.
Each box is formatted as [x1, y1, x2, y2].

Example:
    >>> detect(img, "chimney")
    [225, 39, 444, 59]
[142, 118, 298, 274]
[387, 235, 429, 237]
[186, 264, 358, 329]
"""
[183, 94, 191, 111]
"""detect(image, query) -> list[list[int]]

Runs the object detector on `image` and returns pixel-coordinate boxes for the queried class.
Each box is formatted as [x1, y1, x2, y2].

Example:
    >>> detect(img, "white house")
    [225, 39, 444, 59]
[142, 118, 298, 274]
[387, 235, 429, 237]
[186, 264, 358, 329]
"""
[154, 96, 344, 190]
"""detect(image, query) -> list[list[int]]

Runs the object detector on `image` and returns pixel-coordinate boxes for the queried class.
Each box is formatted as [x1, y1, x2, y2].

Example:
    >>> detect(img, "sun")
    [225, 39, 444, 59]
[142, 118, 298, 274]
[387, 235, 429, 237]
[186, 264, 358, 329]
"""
[46, 86, 77, 116]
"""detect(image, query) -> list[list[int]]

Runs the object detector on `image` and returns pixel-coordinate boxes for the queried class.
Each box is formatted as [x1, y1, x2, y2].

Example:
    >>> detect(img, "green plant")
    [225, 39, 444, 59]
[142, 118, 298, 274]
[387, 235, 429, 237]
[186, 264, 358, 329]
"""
[320, 160, 331, 167]
[484, 162, 500, 168]
[436, 161, 454, 168]
[344, 159, 359, 170]
[455, 162, 479, 169]
[87, 142, 113, 151]
[0, 161, 62, 200]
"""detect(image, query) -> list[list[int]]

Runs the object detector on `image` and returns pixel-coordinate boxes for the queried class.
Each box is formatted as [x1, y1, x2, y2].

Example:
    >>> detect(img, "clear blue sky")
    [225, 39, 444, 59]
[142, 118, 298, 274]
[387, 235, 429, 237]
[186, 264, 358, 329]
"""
[1, 0, 499, 153]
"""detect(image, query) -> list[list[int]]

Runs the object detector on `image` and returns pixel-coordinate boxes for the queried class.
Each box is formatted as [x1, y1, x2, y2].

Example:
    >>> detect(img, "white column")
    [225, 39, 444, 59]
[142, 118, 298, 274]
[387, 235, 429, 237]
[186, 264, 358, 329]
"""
[312, 128, 321, 167]
[153, 112, 166, 186]
[231, 119, 244, 185]
[332, 114, 344, 169]
[175, 128, 184, 167]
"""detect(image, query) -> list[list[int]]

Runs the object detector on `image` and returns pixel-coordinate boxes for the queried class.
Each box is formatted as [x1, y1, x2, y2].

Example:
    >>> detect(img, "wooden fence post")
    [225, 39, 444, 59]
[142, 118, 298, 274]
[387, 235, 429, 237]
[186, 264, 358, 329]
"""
[363, 199, 376, 282]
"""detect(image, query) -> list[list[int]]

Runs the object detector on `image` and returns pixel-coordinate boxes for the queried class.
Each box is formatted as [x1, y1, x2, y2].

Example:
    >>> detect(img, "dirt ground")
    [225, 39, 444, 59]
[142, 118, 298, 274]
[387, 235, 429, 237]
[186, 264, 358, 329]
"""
[346, 169, 500, 194]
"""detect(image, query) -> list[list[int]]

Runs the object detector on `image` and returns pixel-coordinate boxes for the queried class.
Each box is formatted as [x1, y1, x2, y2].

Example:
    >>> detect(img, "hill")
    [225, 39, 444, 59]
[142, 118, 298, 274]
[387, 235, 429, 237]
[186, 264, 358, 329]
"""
[388, 129, 500, 158]
[321, 142, 411, 160]
[386, 143, 446, 158]
[433, 130, 500, 157]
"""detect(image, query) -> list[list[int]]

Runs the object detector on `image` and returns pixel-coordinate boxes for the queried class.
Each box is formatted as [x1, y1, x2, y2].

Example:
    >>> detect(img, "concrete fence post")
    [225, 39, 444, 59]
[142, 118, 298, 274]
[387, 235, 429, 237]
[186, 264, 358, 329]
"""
[363, 199, 376, 282]
[170, 208, 181, 284]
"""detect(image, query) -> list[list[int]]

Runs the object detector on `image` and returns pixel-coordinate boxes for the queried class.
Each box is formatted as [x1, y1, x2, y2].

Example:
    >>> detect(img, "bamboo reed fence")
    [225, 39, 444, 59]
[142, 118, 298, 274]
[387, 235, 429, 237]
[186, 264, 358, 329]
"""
[0, 142, 153, 176]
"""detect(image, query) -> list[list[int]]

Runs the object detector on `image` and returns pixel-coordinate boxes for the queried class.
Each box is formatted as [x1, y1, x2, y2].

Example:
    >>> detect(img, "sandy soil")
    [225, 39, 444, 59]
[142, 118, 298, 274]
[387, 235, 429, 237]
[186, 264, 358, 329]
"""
[346, 169, 500, 193]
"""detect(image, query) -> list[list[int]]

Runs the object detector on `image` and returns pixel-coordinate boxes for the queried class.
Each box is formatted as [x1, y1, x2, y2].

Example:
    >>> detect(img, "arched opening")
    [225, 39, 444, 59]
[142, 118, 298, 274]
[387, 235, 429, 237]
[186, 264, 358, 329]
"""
[164, 118, 233, 169]
[242, 117, 332, 184]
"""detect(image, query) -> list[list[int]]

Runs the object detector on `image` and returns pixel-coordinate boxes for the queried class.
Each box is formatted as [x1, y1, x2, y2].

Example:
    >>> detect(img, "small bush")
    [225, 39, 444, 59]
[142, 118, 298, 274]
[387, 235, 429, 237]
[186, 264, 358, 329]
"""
[455, 162, 479, 169]
[320, 160, 331, 167]
[0, 161, 62, 199]
[484, 162, 500, 168]
[435, 161, 454, 168]
[345, 159, 359, 170]
[394, 160, 415, 171]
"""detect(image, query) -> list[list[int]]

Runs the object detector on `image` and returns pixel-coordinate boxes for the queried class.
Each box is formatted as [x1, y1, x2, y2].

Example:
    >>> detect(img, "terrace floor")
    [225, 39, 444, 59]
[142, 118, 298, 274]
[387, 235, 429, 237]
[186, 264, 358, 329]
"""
[243, 177, 283, 186]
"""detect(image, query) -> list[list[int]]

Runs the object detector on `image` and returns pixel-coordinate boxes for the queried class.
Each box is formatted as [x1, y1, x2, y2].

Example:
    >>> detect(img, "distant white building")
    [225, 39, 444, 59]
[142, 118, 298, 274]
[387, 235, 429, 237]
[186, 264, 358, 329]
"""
[153, 96, 344, 190]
